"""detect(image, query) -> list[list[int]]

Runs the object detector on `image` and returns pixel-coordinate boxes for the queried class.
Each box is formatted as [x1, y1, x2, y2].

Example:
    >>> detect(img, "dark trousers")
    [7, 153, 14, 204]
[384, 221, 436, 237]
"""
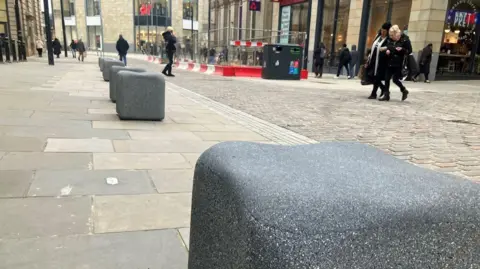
[37, 48, 42, 57]
[162, 50, 174, 75]
[385, 66, 406, 95]
[314, 58, 324, 77]
[414, 64, 429, 80]
[119, 54, 127, 66]
[337, 62, 350, 77]
[370, 76, 386, 97]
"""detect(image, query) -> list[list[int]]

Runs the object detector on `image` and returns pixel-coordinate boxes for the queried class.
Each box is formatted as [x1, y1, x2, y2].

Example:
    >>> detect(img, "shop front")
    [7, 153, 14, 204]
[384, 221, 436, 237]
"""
[133, 0, 171, 54]
[278, 0, 309, 46]
[436, 0, 480, 79]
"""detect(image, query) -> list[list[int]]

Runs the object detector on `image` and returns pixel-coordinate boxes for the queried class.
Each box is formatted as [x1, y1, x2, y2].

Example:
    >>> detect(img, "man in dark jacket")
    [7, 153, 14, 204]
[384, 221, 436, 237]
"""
[116, 35, 130, 66]
[336, 44, 352, 78]
[162, 26, 177, 77]
[76, 38, 86, 62]
[350, 45, 359, 77]
[53, 38, 62, 58]
[413, 43, 432, 83]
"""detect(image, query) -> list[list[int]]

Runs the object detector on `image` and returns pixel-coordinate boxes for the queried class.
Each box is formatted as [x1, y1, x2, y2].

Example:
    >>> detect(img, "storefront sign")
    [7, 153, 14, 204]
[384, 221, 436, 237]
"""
[140, 4, 152, 15]
[447, 10, 479, 27]
[279, 6, 291, 44]
[279, 0, 307, 7]
[249, 0, 261, 11]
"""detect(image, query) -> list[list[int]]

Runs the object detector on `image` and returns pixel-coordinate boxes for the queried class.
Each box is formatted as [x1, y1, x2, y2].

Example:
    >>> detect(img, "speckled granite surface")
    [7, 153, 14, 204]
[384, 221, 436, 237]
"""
[189, 142, 480, 269]
[109, 66, 146, 102]
[116, 71, 165, 121]
[102, 59, 124, 81]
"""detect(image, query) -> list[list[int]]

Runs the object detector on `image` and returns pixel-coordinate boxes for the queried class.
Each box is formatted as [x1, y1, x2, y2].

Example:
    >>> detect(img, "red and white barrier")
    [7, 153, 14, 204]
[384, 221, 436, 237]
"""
[229, 40, 266, 47]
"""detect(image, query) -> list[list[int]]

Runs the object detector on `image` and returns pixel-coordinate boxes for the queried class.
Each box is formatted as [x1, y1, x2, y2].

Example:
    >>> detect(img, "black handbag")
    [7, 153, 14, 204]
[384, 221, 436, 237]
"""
[361, 65, 375, 85]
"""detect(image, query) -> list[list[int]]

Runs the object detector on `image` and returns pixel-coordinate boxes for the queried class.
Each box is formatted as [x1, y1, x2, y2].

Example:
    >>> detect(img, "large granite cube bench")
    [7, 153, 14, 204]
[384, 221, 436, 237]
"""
[116, 71, 165, 121]
[189, 142, 480, 269]
[109, 66, 146, 102]
[102, 59, 125, 81]
[99, 57, 114, 71]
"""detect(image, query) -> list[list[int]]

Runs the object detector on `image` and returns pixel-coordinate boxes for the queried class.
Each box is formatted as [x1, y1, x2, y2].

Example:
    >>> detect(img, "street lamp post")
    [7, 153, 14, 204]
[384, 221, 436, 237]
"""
[189, 0, 194, 60]
[43, 0, 54, 65]
[59, 0, 68, 57]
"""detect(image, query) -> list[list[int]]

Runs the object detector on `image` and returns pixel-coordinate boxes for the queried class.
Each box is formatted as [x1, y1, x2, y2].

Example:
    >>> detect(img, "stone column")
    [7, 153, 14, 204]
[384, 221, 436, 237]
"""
[345, 0, 362, 47]
[101, 0, 134, 52]
[307, 0, 318, 70]
[407, 0, 448, 80]
[74, 0, 87, 42]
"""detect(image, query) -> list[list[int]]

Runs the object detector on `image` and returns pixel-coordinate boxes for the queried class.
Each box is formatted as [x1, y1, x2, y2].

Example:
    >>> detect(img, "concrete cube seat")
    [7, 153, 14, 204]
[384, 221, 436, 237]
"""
[99, 57, 114, 71]
[109, 66, 146, 102]
[116, 71, 165, 121]
[102, 59, 124, 81]
[189, 142, 480, 269]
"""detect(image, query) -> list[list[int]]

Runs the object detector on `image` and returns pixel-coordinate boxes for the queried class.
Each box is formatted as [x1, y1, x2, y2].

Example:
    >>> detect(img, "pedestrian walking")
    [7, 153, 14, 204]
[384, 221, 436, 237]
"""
[116, 34, 130, 66]
[380, 24, 411, 101]
[70, 39, 77, 58]
[413, 43, 433, 83]
[335, 44, 351, 78]
[36, 38, 44, 57]
[350, 45, 359, 77]
[366, 23, 391, 99]
[53, 38, 62, 58]
[76, 38, 86, 62]
[161, 26, 177, 77]
[313, 43, 326, 78]
[208, 47, 216, 64]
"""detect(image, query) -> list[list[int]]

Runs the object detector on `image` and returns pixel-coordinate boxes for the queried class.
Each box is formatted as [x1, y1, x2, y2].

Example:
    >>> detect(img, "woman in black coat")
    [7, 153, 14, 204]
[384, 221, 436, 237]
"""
[380, 24, 412, 101]
[413, 43, 433, 83]
[365, 22, 391, 99]
[53, 38, 62, 58]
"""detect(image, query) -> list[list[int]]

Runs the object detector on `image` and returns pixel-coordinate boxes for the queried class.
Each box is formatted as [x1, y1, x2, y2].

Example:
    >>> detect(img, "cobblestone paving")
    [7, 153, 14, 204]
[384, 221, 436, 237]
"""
[132, 59, 480, 182]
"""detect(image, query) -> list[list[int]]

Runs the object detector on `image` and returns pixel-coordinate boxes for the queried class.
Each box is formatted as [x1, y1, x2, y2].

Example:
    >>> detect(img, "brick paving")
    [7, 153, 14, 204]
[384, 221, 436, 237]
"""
[131, 58, 480, 182]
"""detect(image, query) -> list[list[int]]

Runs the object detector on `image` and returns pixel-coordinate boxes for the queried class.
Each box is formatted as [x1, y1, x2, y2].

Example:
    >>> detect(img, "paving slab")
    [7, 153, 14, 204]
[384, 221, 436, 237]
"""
[93, 153, 191, 170]
[29, 170, 155, 197]
[0, 109, 34, 118]
[0, 171, 34, 197]
[0, 197, 91, 239]
[182, 153, 201, 167]
[178, 228, 190, 250]
[113, 139, 217, 153]
[0, 136, 46, 152]
[149, 169, 194, 193]
[128, 130, 203, 140]
[193, 131, 269, 141]
[92, 120, 157, 130]
[0, 152, 92, 170]
[0, 230, 188, 269]
[93, 193, 191, 233]
[0, 125, 130, 139]
[44, 138, 114, 153]
[31, 111, 118, 121]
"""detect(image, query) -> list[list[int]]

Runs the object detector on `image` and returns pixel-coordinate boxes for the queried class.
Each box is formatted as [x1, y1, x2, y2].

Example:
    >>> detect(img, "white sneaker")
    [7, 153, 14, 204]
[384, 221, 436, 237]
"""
[347, 76, 352, 79]
[334, 76, 339, 79]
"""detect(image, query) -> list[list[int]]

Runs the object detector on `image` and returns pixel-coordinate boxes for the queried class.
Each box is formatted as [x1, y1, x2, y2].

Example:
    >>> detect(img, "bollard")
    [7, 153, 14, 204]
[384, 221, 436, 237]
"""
[189, 142, 480, 269]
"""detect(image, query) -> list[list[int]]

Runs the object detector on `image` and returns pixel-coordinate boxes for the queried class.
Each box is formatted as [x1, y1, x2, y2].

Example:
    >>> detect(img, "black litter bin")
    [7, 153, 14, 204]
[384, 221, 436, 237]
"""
[262, 44, 303, 80]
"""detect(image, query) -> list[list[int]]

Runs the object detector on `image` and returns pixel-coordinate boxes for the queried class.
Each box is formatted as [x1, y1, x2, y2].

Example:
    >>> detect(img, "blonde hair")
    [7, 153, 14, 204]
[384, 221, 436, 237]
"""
[389, 25, 401, 39]
[166, 26, 174, 32]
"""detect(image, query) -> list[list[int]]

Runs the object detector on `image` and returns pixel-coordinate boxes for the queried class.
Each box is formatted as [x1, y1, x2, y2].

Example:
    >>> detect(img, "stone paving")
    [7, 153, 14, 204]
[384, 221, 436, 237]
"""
[127, 57, 480, 182]
[0, 56, 303, 268]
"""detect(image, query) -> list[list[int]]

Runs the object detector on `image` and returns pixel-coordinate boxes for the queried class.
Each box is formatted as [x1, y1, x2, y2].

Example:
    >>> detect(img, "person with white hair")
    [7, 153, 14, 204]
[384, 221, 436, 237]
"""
[162, 26, 177, 77]
[379, 24, 412, 101]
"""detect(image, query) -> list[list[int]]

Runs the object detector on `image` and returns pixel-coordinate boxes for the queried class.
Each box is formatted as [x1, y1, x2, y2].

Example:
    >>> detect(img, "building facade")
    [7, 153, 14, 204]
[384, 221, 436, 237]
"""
[50, 0, 207, 57]
[209, 0, 480, 80]
[0, 0, 43, 61]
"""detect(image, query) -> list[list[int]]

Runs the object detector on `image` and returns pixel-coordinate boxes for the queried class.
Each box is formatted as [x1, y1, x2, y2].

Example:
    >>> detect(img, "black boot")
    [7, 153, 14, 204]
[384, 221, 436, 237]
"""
[368, 89, 377, 99]
[379, 92, 390, 101]
[401, 88, 409, 101]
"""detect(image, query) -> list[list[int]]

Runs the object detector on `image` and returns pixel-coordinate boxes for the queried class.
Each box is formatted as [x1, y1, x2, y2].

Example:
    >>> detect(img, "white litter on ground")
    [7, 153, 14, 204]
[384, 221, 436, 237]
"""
[105, 177, 119, 185]
[60, 185, 73, 196]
